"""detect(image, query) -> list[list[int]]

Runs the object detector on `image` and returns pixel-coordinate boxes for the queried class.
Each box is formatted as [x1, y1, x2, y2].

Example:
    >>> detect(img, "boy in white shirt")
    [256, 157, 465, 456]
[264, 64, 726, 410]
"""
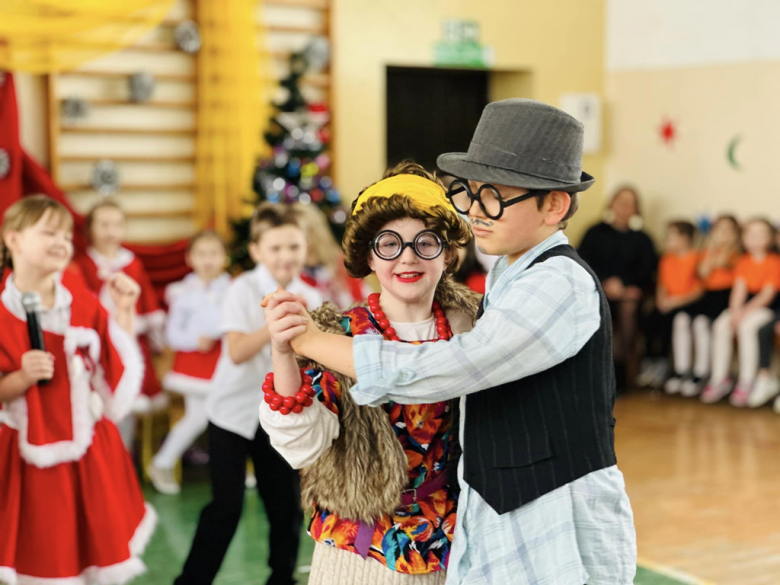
[175, 203, 323, 585]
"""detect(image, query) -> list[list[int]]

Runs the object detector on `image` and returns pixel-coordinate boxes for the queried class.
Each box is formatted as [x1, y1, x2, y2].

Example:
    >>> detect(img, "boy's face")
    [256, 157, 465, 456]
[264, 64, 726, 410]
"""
[249, 224, 307, 286]
[466, 180, 569, 262]
[665, 228, 690, 254]
[91, 206, 126, 253]
[743, 221, 772, 255]
[187, 237, 226, 281]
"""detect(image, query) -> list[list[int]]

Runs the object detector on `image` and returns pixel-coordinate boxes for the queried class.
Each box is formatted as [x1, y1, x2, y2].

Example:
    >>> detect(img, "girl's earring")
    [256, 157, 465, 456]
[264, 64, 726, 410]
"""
[628, 215, 644, 231]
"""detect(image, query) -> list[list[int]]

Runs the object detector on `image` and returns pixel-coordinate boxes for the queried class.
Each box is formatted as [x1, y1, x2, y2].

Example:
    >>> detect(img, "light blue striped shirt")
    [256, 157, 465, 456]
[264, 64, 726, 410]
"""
[351, 231, 636, 584]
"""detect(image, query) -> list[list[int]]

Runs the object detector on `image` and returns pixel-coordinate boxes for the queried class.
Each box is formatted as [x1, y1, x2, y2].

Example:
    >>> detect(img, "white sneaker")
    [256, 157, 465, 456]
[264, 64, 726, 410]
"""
[649, 360, 669, 389]
[664, 376, 683, 394]
[681, 376, 705, 398]
[147, 465, 181, 495]
[636, 359, 656, 387]
[748, 375, 780, 408]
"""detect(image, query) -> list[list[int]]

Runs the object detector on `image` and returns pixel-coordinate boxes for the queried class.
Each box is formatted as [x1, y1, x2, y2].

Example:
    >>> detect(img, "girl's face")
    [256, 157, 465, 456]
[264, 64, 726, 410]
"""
[187, 237, 227, 281]
[711, 218, 739, 247]
[5, 209, 73, 276]
[367, 217, 450, 307]
[90, 206, 126, 253]
[743, 221, 773, 256]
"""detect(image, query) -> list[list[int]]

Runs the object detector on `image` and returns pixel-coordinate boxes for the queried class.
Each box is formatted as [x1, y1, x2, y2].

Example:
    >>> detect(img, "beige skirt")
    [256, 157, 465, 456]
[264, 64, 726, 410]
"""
[307, 542, 447, 585]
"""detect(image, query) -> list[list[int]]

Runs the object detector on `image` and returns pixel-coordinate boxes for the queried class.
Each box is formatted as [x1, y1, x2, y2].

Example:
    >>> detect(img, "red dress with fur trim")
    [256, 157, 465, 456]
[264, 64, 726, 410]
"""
[0, 278, 156, 585]
[161, 273, 230, 395]
[75, 247, 166, 413]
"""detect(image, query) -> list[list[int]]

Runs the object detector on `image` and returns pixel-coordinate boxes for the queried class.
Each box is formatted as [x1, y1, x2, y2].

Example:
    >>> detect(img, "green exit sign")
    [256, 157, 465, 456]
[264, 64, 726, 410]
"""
[434, 19, 494, 68]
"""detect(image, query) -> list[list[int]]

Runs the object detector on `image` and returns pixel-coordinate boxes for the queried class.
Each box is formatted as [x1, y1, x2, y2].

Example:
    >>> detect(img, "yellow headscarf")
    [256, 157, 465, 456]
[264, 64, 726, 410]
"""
[351, 174, 458, 216]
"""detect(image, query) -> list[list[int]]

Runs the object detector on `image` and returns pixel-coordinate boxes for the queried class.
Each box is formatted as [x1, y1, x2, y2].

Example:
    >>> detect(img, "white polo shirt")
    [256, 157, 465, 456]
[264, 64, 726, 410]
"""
[206, 264, 323, 439]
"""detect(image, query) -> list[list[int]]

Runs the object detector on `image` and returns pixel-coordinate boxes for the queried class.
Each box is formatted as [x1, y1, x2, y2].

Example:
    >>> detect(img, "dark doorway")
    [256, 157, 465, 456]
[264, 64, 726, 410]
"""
[386, 66, 489, 173]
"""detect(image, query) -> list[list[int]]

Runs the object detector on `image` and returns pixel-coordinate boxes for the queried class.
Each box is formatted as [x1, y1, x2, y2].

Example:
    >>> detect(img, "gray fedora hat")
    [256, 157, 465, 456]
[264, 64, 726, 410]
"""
[438, 98, 595, 193]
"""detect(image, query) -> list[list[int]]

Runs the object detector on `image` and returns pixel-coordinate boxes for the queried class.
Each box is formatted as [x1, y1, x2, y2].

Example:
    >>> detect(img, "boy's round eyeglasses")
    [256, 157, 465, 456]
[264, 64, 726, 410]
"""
[369, 230, 446, 261]
[447, 179, 549, 220]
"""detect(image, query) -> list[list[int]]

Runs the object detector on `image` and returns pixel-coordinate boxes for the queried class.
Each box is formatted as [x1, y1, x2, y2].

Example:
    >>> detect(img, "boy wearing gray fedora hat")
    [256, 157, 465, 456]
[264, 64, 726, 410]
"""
[265, 98, 636, 584]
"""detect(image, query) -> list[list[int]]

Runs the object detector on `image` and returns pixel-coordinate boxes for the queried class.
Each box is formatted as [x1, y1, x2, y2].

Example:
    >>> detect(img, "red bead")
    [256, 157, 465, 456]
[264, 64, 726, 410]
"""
[279, 406, 291, 415]
[373, 311, 386, 321]
[437, 325, 448, 334]
[295, 392, 307, 404]
[303, 396, 314, 407]
[302, 384, 316, 397]
[301, 374, 312, 385]
[269, 402, 280, 412]
[434, 309, 445, 317]
[292, 403, 304, 414]
[283, 396, 295, 409]
[271, 395, 283, 408]
[264, 393, 273, 404]
[384, 327, 396, 338]
[377, 319, 389, 329]
[262, 382, 272, 392]
[265, 373, 274, 382]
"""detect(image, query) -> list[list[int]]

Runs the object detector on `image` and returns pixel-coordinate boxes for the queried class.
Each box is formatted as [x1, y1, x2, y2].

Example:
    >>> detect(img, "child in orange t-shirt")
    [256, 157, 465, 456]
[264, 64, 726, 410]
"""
[703, 218, 780, 406]
[643, 221, 703, 393]
[683, 215, 741, 397]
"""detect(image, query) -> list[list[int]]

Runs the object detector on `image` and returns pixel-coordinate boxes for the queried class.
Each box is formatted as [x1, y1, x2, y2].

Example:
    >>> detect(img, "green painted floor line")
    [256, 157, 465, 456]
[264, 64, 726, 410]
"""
[139, 483, 694, 585]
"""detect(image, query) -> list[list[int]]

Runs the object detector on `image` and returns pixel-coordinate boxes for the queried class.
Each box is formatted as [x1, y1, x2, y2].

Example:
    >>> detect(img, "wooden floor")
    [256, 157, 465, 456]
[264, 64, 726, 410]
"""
[616, 392, 780, 584]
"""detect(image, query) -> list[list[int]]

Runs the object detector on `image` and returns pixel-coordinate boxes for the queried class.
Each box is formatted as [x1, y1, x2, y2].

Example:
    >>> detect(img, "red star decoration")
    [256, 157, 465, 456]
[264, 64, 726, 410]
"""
[660, 119, 677, 145]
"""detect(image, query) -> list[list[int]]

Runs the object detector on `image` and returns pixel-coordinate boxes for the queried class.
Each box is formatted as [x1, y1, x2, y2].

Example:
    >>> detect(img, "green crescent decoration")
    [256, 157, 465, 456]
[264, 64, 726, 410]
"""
[727, 135, 742, 171]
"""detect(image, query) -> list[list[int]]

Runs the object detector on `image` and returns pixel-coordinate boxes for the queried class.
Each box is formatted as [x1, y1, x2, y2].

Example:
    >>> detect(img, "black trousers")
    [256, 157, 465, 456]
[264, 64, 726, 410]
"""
[175, 422, 303, 585]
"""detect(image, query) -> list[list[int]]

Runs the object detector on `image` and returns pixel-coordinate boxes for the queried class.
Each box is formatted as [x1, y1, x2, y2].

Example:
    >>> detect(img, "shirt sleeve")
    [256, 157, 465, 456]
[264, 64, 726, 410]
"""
[258, 368, 341, 469]
[350, 257, 602, 406]
[220, 279, 254, 334]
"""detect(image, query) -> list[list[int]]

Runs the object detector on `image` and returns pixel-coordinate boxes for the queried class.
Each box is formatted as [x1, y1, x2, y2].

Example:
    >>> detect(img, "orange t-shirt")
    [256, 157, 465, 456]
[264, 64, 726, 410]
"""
[659, 251, 702, 298]
[699, 251, 739, 291]
[734, 253, 780, 294]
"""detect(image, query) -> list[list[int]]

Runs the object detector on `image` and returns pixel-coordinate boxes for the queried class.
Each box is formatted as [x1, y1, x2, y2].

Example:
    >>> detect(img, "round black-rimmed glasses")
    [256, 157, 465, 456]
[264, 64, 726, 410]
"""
[369, 230, 446, 261]
[447, 179, 549, 220]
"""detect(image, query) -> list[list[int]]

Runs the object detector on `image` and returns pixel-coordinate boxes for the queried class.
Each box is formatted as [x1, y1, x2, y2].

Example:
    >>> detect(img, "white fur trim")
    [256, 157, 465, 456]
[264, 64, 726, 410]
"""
[131, 392, 168, 415]
[0, 504, 156, 585]
[92, 321, 145, 423]
[9, 328, 98, 468]
[162, 371, 213, 396]
[134, 309, 165, 340]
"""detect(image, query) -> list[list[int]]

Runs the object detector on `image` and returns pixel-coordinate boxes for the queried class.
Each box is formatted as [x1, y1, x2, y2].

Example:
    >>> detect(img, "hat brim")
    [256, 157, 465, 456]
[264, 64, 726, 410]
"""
[437, 152, 595, 193]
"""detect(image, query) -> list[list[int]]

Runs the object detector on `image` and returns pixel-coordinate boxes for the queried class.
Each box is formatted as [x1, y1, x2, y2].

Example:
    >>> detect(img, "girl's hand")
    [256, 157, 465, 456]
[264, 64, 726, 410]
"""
[265, 295, 310, 355]
[20, 350, 55, 387]
[108, 273, 141, 311]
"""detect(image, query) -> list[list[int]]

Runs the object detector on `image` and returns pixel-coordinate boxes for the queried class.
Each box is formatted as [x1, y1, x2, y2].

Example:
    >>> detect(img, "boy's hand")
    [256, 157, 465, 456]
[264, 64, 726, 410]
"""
[265, 295, 310, 355]
[197, 336, 217, 352]
[20, 350, 55, 387]
[108, 273, 141, 311]
[602, 277, 625, 301]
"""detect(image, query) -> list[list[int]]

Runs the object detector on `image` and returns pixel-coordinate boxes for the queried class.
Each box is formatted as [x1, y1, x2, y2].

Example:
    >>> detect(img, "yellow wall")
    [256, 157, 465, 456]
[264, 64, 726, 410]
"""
[331, 0, 607, 243]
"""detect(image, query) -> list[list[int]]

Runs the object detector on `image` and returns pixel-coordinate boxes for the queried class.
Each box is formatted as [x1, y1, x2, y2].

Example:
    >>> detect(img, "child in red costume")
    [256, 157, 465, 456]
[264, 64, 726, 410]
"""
[74, 200, 166, 446]
[0, 196, 156, 585]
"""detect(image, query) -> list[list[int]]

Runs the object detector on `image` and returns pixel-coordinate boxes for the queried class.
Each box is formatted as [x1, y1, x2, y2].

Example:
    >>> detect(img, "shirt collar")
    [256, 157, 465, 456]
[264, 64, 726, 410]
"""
[87, 246, 135, 275]
[252, 263, 306, 295]
[485, 231, 569, 299]
[183, 271, 231, 291]
[1, 274, 73, 321]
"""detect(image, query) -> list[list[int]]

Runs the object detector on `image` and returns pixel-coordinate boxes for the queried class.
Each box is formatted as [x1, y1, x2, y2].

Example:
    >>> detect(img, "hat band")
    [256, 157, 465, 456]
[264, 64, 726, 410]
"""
[352, 175, 457, 216]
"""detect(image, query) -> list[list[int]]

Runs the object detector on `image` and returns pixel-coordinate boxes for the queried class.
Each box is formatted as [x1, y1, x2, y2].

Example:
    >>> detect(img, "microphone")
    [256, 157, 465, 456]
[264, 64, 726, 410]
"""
[21, 292, 49, 386]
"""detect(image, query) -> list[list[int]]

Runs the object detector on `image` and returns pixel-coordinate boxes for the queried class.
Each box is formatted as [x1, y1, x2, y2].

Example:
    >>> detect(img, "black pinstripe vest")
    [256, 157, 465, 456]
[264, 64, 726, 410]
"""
[463, 244, 617, 514]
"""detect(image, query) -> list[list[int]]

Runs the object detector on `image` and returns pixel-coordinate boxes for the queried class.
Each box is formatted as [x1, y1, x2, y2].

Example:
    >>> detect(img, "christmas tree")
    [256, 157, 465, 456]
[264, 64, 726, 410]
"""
[231, 41, 347, 270]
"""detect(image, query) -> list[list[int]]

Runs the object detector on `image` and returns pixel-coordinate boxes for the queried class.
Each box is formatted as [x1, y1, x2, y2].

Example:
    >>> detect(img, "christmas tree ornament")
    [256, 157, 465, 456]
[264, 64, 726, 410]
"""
[175, 21, 201, 54]
[129, 72, 155, 103]
[92, 160, 120, 195]
[61, 97, 90, 122]
[0, 148, 10, 179]
[302, 37, 330, 73]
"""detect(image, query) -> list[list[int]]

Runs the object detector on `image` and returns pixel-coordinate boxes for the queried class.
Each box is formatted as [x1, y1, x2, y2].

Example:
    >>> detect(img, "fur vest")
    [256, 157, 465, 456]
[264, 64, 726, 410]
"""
[297, 277, 481, 523]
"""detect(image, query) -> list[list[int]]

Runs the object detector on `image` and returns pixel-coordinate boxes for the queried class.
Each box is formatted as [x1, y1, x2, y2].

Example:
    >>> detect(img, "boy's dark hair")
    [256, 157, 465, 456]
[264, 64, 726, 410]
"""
[667, 220, 697, 242]
[533, 192, 579, 230]
[186, 229, 226, 253]
[249, 202, 304, 243]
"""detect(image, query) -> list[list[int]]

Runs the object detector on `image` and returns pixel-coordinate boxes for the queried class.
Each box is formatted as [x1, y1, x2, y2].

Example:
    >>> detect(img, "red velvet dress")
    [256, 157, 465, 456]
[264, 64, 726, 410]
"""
[0, 277, 155, 584]
[75, 247, 166, 413]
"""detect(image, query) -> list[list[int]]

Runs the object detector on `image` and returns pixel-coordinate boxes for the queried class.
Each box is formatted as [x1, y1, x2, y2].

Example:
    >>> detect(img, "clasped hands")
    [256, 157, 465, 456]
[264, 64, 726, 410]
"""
[261, 288, 318, 355]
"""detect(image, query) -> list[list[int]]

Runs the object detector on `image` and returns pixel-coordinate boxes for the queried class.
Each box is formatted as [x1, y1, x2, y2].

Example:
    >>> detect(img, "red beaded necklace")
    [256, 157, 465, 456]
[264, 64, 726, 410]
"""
[367, 292, 452, 342]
